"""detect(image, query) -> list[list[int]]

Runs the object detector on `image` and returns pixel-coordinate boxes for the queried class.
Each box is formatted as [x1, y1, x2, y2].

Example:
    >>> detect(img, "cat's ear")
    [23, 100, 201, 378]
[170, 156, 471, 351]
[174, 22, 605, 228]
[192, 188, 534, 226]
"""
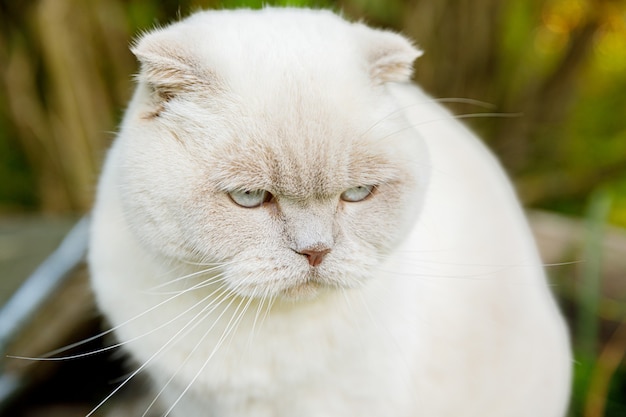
[131, 30, 218, 99]
[359, 26, 422, 84]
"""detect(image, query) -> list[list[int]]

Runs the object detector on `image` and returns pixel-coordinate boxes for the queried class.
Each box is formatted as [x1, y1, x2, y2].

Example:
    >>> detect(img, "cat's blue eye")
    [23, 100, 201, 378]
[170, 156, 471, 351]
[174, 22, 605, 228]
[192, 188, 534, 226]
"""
[228, 189, 273, 208]
[340, 185, 374, 202]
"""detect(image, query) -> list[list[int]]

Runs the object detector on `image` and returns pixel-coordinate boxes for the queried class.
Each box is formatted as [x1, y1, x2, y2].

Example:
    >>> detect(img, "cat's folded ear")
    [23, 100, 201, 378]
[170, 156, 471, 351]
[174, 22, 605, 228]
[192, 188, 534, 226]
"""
[357, 25, 422, 85]
[131, 30, 219, 100]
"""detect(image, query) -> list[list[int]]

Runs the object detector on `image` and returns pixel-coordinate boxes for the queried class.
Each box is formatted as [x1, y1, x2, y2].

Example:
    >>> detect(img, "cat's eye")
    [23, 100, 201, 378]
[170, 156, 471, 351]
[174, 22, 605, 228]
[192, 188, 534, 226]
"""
[340, 185, 374, 202]
[228, 189, 273, 208]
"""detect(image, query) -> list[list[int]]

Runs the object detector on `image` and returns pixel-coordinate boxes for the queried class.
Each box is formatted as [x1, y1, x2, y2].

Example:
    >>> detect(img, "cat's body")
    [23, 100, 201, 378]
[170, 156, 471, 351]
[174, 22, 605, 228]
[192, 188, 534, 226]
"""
[89, 8, 571, 417]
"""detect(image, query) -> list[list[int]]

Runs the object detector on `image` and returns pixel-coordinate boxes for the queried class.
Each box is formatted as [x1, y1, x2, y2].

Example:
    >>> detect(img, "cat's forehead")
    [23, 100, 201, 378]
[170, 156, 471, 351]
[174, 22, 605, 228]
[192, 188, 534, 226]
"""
[192, 13, 366, 98]
[204, 104, 401, 199]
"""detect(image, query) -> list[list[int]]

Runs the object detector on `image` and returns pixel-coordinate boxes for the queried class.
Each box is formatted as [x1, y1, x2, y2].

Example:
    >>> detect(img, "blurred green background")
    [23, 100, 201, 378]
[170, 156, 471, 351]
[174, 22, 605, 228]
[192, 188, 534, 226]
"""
[0, 0, 625, 416]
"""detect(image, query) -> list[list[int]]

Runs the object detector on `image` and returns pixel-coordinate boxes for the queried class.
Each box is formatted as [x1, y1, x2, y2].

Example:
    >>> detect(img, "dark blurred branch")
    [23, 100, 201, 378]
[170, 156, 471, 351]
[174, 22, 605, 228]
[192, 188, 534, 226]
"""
[537, 20, 598, 120]
[518, 160, 626, 205]
[494, 15, 601, 174]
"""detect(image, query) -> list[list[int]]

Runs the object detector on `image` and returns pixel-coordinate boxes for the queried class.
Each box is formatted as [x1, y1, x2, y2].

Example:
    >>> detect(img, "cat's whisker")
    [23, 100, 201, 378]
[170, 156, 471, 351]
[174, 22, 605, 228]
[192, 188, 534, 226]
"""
[224, 290, 257, 351]
[259, 291, 277, 331]
[23, 273, 239, 361]
[373, 264, 518, 281]
[431, 97, 496, 108]
[372, 111, 522, 147]
[10, 282, 232, 362]
[7, 280, 215, 361]
[120, 281, 240, 348]
[452, 111, 523, 121]
[8, 345, 119, 362]
[159, 284, 246, 348]
[147, 264, 232, 292]
[245, 287, 272, 351]
[141, 388, 163, 417]
[386, 251, 583, 270]
[176, 257, 234, 268]
[366, 251, 503, 280]
[373, 250, 570, 288]
[144, 285, 260, 416]
[140, 288, 245, 417]
[359, 98, 497, 139]
[145, 271, 229, 295]
[87, 282, 242, 417]
[162, 289, 254, 417]
[542, 260, 584, 267]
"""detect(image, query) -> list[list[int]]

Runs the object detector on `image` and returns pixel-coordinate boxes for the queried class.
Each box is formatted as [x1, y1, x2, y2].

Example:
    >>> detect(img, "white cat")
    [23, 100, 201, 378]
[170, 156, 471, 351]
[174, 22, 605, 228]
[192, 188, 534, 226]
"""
[89, 7, 571, 417]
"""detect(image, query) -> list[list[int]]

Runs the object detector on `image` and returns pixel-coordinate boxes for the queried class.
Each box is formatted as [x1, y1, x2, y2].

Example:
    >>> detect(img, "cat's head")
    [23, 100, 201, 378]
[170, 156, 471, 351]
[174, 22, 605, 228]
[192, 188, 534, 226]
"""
[115, 8, 429, 300]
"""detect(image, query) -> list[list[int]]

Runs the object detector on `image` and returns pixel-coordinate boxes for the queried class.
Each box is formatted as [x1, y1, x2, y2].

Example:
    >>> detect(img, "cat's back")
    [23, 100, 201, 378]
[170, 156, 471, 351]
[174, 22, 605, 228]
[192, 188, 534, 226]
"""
[388, 82, 572, 415]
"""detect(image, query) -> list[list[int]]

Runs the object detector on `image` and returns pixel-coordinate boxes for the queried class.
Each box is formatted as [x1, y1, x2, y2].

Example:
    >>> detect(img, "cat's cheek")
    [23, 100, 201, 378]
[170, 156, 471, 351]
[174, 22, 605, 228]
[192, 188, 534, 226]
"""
[383, 178, 425, 246]
[340, 186, 412, 254]
[181, 195, 281, 262]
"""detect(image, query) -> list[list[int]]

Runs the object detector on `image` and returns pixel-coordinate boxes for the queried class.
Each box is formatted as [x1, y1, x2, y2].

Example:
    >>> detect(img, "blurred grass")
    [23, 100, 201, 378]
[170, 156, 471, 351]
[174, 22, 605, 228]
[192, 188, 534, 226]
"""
[573, 190, 614, 416]
[579, 191, 612, 358]
[0, 0, 625, 415]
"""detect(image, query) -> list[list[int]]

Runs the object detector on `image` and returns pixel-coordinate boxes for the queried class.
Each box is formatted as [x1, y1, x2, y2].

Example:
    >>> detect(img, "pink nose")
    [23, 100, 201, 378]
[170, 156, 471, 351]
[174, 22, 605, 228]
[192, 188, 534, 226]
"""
[298, 248, 331, 267]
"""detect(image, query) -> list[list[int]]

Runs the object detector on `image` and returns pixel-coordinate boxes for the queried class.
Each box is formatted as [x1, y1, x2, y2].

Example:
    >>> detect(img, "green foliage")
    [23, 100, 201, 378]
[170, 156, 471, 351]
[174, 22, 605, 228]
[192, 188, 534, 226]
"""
[572, 191, 608, 414]
[579, 191, 611, 357]
[566, 189, 626, 417]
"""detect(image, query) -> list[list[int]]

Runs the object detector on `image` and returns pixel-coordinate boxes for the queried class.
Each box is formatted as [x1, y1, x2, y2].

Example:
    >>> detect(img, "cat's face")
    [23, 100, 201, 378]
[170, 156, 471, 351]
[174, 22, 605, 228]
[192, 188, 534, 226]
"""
[115, 9, 428, 300]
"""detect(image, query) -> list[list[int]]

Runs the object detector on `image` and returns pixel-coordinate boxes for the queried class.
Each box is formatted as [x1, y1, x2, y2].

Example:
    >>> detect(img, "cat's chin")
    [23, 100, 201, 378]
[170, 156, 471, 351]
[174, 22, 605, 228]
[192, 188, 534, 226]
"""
[228, 276, 325, 302]
[226, 267, 361, 302]
[279, 280, 323, 301]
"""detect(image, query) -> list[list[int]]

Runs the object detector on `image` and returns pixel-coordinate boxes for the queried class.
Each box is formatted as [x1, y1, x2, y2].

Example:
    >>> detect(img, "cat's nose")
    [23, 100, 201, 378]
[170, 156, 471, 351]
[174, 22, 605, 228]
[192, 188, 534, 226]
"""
[298, 247, 331, 267]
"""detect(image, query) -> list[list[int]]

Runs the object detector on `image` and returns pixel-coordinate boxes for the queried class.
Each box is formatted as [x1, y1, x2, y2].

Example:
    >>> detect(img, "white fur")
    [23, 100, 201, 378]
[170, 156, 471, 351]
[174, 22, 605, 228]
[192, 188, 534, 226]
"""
[89, 8, 571, 417]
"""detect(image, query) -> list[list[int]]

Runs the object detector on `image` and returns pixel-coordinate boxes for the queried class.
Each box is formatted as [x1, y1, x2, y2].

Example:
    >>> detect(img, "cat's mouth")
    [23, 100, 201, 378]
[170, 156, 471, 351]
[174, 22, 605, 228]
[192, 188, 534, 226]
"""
[231, 268, 330, 301]
[278, 267, 357, 301]
[225, 255, 362, 301]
